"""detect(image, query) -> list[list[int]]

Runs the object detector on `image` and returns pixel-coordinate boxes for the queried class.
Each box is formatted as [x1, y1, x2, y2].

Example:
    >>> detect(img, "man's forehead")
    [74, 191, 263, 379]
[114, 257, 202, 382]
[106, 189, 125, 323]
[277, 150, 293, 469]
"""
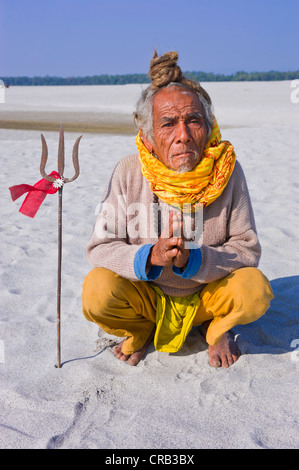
[153, 87, 203, 117]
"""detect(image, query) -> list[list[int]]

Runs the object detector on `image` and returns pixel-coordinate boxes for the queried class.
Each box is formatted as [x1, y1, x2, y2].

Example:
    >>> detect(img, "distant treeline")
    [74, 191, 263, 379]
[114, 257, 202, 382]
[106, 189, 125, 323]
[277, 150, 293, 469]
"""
[2, 70, 299, 86]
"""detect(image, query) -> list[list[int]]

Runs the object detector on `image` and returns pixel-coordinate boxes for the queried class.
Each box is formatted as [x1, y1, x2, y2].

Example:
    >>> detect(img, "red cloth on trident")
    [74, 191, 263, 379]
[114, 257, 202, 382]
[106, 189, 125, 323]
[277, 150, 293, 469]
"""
[9, 171, 60, 218]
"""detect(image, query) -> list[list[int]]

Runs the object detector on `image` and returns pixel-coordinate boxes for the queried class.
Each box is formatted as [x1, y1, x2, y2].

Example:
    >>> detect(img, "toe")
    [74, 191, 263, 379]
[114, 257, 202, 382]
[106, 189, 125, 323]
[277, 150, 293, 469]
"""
[209, 354, 221, 368]
[113, 343, 131, 362]
[127, 351, 143, 366]
[221, 355, 229, 368]
[113, 340, 124, 355]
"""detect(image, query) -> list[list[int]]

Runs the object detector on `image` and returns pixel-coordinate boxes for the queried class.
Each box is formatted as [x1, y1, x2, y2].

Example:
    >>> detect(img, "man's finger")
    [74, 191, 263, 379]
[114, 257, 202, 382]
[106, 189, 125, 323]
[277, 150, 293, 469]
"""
[165, 246, 179, 259]
[163, 237, 179, 250]
[160, 211, 182, 239]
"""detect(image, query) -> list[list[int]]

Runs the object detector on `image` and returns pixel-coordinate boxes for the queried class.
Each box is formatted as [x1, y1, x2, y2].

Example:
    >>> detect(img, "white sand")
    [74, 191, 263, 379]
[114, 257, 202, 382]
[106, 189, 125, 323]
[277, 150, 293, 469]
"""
[0, 82, 299, 449]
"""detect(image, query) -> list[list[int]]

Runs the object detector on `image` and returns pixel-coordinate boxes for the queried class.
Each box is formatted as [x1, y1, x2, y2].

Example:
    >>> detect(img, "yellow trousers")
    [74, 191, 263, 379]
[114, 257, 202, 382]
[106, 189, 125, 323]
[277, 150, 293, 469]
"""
[82, 267, 273, 355]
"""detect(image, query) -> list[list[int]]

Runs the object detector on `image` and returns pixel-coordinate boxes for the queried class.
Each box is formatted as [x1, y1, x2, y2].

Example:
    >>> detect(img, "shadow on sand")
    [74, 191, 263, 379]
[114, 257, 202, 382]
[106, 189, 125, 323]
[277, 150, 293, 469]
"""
[232, 275, 299, 355]
[175, 275, 299, 358]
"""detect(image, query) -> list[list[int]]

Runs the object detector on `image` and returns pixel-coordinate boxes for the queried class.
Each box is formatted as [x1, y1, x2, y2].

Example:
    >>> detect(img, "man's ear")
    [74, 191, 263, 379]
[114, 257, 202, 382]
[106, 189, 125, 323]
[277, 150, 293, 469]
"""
[141, 131, 154, 154]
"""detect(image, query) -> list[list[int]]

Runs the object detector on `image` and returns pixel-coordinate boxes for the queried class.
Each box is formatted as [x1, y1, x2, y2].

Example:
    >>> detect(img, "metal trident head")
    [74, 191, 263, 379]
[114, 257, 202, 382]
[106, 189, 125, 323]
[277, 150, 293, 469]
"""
[40, 124, 82, 183]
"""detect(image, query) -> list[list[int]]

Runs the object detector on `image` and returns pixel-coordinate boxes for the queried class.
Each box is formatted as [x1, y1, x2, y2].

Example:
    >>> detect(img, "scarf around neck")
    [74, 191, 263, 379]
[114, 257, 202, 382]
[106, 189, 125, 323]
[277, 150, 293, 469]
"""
[135, 118, 236, 212]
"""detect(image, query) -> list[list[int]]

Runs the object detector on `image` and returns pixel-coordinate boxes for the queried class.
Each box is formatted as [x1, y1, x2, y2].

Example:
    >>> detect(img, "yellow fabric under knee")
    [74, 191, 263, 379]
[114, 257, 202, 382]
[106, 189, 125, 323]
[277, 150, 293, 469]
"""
[194, 267, 274, 345]
[82, 267, 156, 355]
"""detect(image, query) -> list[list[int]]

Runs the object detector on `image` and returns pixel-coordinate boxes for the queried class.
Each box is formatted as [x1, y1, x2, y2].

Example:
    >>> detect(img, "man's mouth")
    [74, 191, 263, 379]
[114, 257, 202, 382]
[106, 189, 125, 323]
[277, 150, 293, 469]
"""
[169, 150, 200, 173]
[171, 150, 195, 159]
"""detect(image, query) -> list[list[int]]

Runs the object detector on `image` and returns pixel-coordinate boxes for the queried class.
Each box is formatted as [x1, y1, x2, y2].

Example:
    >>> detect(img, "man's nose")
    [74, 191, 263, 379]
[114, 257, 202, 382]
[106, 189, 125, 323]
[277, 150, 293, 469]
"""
[175, 121, 191, 143]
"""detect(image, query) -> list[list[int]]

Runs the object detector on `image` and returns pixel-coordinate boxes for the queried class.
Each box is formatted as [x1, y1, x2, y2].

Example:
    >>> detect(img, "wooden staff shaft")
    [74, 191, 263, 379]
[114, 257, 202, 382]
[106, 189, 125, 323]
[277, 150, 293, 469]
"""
[56, 187, 63, 368]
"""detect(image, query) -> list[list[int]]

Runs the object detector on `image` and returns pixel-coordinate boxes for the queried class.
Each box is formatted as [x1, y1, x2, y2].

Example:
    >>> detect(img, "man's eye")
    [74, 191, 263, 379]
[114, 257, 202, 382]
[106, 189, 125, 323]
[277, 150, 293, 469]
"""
[162, 122, 173, 128]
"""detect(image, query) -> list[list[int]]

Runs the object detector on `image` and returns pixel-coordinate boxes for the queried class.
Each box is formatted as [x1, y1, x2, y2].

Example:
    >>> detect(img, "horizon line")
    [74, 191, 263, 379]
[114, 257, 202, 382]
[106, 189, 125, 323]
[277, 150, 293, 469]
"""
[2, 69, 299, 80]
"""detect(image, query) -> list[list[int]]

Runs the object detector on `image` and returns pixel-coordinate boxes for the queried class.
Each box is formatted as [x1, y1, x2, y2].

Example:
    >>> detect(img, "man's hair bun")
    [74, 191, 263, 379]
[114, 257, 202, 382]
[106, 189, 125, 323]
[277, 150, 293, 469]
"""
[148, 50, 212, 106]
[149, 50, 182, 88]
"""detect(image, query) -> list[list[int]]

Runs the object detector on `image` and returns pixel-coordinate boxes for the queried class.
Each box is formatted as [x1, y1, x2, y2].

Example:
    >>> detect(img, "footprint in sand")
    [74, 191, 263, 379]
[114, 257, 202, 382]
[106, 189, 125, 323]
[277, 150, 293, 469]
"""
[197, 358, 252, 408]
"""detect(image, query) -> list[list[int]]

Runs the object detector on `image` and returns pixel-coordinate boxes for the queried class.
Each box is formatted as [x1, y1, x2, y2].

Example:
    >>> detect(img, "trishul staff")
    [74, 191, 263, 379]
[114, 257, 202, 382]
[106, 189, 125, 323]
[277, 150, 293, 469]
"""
[9, 125, 82, 368]
[40, 125, 82, 368]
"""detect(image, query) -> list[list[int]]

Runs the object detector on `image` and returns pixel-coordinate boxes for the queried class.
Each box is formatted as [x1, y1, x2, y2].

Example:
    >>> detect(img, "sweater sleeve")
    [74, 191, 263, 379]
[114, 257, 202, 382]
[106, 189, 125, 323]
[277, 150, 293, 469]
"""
[193, 162, 261, 284]
[86, 157, 143, 281]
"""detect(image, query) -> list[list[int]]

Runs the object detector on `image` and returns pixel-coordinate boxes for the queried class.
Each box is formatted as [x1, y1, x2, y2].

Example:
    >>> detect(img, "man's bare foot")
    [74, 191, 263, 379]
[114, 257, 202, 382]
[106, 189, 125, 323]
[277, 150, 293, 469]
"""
[113, 331, 154, 366]
[200, 321, 241, 368]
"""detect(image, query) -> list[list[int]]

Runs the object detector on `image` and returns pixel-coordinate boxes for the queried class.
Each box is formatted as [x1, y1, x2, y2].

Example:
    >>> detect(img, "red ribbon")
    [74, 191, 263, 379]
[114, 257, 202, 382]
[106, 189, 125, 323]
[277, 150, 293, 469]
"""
[9, 171, 60, 218]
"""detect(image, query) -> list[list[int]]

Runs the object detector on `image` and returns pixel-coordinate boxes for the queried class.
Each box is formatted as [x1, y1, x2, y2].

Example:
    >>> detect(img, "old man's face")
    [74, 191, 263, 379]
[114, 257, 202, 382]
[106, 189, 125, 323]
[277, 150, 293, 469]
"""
[143, 86, 208, 173]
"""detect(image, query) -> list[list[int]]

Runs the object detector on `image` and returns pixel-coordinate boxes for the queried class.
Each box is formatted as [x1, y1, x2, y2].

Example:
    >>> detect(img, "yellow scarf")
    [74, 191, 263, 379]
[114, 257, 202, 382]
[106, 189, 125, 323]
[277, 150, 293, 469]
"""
[135, 118, 236, 212]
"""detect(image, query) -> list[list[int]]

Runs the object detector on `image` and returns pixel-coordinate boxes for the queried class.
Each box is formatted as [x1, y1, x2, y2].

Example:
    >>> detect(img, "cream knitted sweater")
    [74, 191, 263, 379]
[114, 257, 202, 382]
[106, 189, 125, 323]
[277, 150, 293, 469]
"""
[86, 154, 261, 297]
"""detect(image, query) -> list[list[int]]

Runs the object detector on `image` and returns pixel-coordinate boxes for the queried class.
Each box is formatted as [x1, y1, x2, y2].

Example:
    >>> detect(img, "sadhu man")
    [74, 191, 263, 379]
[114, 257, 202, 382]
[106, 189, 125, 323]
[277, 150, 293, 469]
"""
[82, 51, 273, 368]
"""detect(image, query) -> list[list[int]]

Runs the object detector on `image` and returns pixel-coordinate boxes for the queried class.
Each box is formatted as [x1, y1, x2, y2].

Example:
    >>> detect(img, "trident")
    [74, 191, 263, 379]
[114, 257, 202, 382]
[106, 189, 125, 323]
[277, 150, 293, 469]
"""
[40, 125, 82, 368]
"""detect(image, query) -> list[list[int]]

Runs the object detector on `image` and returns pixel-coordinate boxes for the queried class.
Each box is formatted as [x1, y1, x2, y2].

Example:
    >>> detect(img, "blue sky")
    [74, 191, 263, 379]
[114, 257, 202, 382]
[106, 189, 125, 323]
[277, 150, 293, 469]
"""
[0, 0, 298, 77]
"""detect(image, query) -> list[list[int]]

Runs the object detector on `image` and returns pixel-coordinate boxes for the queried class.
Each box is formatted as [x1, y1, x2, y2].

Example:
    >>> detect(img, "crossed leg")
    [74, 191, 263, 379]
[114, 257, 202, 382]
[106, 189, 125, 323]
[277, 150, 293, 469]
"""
[82, 267, 273, 368]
